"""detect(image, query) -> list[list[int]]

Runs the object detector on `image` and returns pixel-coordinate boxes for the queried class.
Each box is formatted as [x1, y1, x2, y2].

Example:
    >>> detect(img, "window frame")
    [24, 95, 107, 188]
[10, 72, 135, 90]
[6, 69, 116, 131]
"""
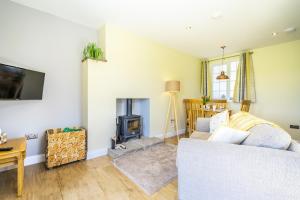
[210, 60, 239, 100]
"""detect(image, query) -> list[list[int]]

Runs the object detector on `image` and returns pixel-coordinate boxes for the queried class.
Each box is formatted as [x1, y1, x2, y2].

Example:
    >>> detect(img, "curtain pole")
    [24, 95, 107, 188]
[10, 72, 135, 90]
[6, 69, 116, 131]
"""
[208, 52, 253, 63]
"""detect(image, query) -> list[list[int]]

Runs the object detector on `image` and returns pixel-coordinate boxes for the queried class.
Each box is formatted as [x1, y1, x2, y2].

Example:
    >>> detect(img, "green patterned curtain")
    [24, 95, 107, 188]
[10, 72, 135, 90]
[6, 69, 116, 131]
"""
[233, 51, 256, 103]
[200, 60, 211, 97]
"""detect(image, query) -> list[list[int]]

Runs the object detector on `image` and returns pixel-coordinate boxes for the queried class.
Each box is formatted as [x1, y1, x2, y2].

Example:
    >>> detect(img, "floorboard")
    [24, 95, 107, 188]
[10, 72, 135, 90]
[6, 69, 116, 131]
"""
[0, 135, 184, 200]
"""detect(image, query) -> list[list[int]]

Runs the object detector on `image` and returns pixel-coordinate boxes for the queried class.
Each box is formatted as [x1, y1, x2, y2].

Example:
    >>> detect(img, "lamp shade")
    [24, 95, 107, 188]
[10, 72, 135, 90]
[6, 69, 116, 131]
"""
[216, 71, 229, 80]
[165, 80, 180, 92]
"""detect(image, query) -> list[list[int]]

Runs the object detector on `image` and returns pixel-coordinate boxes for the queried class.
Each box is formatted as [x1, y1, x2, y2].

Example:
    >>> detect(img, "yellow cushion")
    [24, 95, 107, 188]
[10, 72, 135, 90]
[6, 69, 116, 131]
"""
[229, 112, 279, 131]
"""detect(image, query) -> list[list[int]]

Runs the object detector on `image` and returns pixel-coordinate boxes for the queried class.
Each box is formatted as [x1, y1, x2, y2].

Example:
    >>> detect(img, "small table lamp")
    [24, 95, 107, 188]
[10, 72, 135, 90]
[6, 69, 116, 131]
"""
[164, 80, 180, 142]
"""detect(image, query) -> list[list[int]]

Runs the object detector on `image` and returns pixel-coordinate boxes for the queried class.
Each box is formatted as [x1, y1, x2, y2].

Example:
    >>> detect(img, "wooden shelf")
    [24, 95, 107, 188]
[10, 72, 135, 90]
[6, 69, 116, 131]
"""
[81, 58, 107, 63]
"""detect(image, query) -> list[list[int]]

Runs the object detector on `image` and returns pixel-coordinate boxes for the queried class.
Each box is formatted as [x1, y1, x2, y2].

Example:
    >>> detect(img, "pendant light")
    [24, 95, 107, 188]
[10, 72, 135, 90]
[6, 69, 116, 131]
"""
[216, 46, 229, 80]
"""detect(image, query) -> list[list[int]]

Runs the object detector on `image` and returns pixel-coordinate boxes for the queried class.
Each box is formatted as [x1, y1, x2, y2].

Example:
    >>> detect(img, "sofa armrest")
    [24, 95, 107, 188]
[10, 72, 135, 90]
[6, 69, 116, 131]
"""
[177, 139, 300, 200]
[196, 117, 210, 132]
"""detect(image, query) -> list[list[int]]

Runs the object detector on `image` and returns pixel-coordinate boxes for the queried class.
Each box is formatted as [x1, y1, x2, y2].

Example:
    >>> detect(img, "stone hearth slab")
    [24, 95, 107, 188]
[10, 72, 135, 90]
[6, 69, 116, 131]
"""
[131, 137, 163, 150]
[108, 137, 164, 159]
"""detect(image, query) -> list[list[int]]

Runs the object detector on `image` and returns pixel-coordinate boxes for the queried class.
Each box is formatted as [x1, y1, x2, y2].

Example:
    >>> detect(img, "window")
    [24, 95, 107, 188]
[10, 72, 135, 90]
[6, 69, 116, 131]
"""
[211, 60, 238, 100]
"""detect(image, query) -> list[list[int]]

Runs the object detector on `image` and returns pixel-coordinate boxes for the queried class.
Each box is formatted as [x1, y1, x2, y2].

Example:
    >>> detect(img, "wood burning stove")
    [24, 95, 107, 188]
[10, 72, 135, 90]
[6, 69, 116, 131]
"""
[116, 99, 142, 143]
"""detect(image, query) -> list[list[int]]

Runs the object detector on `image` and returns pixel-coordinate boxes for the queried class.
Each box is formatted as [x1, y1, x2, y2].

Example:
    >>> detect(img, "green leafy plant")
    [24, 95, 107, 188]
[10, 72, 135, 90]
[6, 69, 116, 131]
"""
[82, 42, 103, 61]
[63, 127, 81, 132]
[201, 96, 211, 105]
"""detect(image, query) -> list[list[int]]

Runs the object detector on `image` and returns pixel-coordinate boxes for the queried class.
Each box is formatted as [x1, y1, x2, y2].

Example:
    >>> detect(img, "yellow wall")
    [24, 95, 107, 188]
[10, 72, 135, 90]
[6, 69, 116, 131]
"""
[83, 25, 201, 151]
[231, 40, 300, 139]
[83, 25, 300, 152]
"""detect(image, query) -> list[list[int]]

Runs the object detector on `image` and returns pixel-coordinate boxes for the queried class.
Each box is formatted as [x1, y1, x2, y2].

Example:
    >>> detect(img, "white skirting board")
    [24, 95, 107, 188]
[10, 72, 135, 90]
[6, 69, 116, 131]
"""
[23, 148, 108, 166]
[0, 130, 182, 173]
[155, 129, 185, 139]
[86, 148, 108, 160]
[0, 148, 108, 173]
[25, 154, 45, 166]
[0, 154, 46, 172]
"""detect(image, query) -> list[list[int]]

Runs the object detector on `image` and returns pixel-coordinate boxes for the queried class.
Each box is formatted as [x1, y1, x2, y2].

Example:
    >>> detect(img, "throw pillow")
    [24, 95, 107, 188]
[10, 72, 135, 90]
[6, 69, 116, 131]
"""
[288, 140, 300, 153]
[208, 126, 250, 144]
[209, 110, 229, 134]
[242, 124, 291, 150]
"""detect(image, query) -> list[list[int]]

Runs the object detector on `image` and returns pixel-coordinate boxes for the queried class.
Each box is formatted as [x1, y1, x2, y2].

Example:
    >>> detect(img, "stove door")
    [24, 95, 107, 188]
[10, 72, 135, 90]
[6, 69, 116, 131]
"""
[126, 118, 140, 135]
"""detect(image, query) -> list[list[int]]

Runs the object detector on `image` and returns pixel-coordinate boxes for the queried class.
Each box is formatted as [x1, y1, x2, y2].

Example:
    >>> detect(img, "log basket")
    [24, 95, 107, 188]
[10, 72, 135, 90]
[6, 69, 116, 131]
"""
[45, 128, 87, 168]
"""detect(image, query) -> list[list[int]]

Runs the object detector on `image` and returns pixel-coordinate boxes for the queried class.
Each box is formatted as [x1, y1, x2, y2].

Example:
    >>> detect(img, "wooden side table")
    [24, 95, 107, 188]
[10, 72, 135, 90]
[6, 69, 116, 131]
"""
[0, 137, 26, 196]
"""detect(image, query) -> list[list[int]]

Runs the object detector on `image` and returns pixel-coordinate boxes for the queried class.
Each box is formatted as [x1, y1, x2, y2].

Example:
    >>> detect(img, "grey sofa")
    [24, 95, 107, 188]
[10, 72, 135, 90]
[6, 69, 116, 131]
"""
[177, 118, 300, 200]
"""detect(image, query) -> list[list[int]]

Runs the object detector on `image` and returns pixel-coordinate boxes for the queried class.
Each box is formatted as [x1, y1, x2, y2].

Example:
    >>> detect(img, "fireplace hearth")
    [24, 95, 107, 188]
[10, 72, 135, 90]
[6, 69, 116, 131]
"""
[116, 99, 142, 143]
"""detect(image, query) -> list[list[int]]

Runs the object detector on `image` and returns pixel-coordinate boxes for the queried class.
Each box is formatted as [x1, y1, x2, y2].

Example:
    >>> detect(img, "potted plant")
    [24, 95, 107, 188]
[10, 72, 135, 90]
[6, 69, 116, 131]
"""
[82, 42, 104, 62]
[201, 96, 210, 106]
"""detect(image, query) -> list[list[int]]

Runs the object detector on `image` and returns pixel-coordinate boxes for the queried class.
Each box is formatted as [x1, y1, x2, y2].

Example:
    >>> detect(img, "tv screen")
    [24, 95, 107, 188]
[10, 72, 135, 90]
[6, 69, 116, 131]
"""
[0, 63, 45, 100]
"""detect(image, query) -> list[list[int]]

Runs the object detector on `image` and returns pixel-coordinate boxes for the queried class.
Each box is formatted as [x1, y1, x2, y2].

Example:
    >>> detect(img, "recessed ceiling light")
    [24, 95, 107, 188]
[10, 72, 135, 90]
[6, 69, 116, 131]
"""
[272, 32, 278, 36]
[186, 26, 192, 30]
[284, 27, 296, 33]
[211, 11, 222, 20]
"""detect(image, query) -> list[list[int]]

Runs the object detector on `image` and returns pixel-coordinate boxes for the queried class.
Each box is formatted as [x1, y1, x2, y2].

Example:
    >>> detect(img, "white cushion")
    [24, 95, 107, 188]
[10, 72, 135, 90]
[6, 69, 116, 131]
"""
[209, 110, 229, 134]
[288, 140, 300, 153]
[242, 124, 291, 150]
[196, 118, 210, 132]
[208, 126, 250, 144]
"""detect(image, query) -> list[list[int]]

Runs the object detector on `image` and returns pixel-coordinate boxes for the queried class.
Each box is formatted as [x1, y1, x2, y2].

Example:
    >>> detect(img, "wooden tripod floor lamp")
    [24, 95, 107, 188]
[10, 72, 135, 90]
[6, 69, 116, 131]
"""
[164, 80, 180, 142]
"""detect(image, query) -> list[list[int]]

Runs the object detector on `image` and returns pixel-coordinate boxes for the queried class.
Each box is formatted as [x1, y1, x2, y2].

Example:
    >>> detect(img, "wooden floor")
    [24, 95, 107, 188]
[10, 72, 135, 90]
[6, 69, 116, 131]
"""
[0, 136, 183, 200]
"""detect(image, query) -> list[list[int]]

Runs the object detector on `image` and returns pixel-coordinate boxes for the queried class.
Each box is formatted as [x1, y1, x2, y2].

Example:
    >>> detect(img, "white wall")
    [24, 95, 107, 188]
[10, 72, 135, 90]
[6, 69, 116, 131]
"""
[0, 0, 98, 156]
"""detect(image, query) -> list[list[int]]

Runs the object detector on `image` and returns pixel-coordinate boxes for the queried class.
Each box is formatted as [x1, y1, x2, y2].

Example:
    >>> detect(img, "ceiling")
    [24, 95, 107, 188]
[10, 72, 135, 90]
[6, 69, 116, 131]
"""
[11, 0, 300, 58]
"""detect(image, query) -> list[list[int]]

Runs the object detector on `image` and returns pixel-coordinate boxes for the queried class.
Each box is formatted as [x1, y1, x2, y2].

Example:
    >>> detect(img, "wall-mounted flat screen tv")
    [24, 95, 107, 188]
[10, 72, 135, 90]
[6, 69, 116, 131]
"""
[0, 63, 45, 100]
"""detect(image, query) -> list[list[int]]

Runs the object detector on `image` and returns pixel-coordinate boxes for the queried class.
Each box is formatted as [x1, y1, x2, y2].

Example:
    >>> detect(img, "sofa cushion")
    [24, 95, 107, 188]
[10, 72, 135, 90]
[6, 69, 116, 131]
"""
[209, 110, 229, 134]
[242, 124, 291, 150]
[196, 117, 210, 132]
[288, 140, 300, 153]
[208, 126, 250, 144]
[190, 131, 210, 140]
[229, 111, 280, 131]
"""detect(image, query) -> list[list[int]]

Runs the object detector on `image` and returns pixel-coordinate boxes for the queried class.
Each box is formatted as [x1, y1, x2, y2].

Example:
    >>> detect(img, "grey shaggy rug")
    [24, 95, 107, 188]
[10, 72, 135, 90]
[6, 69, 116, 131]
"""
[113, 143, 177, 195]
